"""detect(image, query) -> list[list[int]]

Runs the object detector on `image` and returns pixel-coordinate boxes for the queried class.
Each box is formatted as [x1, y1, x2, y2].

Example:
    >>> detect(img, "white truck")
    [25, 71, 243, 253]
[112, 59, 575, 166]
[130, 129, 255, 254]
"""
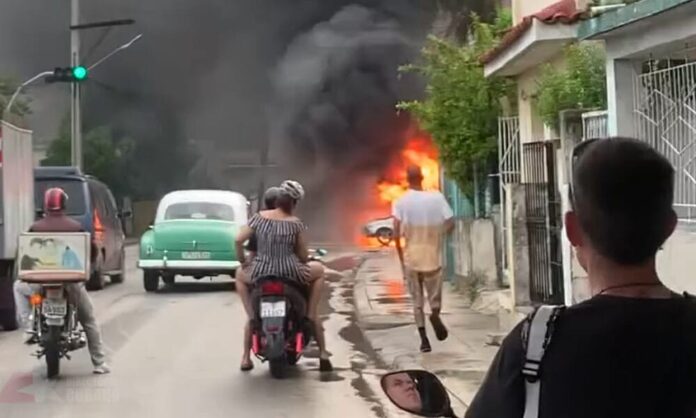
[0, 120, 35, 331]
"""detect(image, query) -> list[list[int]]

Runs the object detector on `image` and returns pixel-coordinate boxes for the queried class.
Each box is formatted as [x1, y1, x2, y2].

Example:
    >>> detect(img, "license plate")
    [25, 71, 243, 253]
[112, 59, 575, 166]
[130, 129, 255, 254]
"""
[181, 251, 211, 260]
[260, 301, 286, 318]
[43, 299, 67, 316]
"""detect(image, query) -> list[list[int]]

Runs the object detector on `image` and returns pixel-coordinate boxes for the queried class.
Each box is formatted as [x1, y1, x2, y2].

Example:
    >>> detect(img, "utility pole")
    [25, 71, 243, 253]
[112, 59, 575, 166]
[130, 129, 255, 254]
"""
[256, 135, 270, 213]
[70, 0, 82, 170]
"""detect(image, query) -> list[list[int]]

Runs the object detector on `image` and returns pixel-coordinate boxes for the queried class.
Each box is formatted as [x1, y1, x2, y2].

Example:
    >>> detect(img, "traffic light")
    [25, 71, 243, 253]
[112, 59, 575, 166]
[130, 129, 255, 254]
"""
[45, 66, 89, 83]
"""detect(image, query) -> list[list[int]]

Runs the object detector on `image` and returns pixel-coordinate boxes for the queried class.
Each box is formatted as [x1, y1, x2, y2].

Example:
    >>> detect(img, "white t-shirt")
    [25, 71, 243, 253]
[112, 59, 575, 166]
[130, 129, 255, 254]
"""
[392, 190, 454, 272]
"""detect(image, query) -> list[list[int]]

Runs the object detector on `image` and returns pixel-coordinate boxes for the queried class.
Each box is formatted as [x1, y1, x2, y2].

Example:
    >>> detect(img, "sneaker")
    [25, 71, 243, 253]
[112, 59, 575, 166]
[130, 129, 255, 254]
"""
[420, 337, 432, 353]
[93, 363, 111, 375]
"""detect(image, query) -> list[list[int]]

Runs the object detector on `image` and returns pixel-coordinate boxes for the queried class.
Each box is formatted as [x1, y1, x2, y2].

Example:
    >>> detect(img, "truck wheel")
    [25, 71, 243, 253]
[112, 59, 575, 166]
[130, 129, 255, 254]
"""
[0, 309, 18, 331]
[269, 356, 287, 379]
[143, 271, 160, 292]
[87, 254, 106, 291]
[110, 248, 126, 284]
[376, 228, 393, 246]
[45, 326, 61, 379]
[161, 274, 175, 285]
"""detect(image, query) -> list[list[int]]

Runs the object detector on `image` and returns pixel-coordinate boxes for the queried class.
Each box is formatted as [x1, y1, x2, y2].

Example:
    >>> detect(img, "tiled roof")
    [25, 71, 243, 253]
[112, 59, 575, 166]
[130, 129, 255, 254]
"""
[481, 0, 588, 65]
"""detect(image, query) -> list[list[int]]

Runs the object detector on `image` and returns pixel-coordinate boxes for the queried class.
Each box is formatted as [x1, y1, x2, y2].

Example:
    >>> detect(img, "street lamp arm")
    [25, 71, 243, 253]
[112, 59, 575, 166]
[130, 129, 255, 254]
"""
[5, 71, 54, 115]
[88, 33, 143, 71]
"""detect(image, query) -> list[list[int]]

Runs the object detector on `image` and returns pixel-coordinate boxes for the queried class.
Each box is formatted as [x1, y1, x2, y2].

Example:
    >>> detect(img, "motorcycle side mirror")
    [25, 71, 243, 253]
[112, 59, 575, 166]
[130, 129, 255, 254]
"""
[381, 370, 457, 418]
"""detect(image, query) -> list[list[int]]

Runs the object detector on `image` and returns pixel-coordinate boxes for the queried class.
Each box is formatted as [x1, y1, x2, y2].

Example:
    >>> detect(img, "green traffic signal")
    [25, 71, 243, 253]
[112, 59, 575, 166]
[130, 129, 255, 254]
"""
[72, 66, 88, 80]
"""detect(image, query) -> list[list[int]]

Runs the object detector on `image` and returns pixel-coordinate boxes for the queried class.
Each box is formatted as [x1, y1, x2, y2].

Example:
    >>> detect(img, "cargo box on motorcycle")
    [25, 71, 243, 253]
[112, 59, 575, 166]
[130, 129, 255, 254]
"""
[17, 232, 91, 283]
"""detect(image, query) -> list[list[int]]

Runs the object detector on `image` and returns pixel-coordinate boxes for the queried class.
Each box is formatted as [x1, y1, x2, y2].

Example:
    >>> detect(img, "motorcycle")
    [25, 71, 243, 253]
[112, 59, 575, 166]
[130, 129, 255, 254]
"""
[250, 275, 313, 378]
[249, 248, 327, 379]
[25, 282, 86, 379]
[381, 370, 458, 418]
[17, 232, 91, 379]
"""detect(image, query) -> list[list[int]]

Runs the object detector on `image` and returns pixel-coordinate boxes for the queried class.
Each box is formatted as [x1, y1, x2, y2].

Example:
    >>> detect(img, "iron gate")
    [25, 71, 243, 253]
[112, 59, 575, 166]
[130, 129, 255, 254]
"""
[634, 59, 696, 221]
[523, 141, 564, 304]
[498, 116, 521, 286]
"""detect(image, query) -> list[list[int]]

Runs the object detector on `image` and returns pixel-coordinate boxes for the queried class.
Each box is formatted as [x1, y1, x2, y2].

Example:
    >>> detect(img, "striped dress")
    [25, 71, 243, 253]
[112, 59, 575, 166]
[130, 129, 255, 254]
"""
[248, 214, 311, 284]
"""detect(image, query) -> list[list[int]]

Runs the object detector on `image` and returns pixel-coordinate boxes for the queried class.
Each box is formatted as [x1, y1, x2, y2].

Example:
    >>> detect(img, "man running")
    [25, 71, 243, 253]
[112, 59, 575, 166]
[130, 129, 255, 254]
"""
[393, 165, 454, 353]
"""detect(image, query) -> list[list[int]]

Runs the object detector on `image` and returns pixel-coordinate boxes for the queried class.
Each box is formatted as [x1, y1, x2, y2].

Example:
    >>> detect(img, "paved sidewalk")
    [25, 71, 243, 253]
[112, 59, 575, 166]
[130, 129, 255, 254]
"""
[353, 249, 511, 414]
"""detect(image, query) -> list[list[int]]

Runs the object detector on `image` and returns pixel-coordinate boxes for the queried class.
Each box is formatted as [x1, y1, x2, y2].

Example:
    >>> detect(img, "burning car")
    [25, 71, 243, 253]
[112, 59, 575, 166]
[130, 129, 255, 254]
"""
[363, 217, 395, 246]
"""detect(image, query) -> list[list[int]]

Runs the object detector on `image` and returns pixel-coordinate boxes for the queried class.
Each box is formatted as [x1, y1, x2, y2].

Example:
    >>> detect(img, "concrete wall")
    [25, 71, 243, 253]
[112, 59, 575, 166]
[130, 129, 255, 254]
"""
[452, 218, 500, 289]
[513, 0, 558, 24]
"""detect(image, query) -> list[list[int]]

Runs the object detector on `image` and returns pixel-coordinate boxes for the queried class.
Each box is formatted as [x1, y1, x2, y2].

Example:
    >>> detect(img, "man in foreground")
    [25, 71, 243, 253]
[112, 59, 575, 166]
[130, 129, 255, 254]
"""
[393, 165, 454, 353]
[466, 137, 696, 417]
[14, 187, 110, 374]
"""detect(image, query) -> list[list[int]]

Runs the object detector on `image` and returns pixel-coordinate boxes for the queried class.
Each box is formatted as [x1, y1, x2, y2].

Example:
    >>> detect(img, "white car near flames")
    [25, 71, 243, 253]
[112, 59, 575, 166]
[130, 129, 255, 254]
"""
[363, 217, 395, 246]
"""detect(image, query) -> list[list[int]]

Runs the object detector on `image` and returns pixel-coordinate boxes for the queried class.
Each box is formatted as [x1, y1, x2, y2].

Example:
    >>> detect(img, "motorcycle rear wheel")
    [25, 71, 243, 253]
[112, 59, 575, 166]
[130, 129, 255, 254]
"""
[45, 326, 61, 379]
[287, 353, 299, 366]
[269, 356, 287, 379]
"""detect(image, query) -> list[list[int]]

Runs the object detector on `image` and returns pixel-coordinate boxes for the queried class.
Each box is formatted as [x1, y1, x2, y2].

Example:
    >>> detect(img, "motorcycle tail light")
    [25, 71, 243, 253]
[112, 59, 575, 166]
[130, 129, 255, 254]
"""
[261, 281, 284, 295]
[30, 294, 43, 306]
[295, 332, 304, 353]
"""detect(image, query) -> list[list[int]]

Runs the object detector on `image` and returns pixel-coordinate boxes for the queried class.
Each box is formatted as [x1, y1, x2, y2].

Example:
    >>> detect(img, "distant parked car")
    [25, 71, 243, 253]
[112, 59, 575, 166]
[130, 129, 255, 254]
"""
[34, 167, 130, 290]
[138, 190, 247, 292]
[363, 217, 395, 246]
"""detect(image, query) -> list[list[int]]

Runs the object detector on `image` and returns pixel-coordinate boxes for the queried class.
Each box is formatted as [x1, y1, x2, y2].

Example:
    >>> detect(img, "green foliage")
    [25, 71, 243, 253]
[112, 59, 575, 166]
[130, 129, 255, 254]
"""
[0, 77, 31, 120]
[535, 42, 607, 130]
[43, 117, 136, 199]
[398, 9, 513, 190]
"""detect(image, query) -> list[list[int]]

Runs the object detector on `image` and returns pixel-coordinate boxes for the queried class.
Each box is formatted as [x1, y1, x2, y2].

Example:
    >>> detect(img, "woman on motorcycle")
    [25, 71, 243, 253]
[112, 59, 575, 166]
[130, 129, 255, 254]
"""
[235, 186, 281, 363]
[235, 180, 332, 372]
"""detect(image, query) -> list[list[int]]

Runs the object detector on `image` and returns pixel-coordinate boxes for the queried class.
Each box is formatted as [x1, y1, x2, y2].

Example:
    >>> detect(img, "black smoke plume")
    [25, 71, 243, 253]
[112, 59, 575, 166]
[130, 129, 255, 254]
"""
[0, 0, 435, 239]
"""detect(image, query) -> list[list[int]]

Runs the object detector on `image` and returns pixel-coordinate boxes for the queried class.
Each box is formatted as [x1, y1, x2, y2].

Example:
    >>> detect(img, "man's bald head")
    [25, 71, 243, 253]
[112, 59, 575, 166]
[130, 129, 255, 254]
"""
[406, 165, 423, 189]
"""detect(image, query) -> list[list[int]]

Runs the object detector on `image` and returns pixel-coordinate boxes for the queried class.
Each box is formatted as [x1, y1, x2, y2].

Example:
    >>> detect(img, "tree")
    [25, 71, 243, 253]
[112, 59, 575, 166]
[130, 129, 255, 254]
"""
[43, 117, 136, 199]
[535, 42, 607, 130]
[398, 9, 513, 190]
[0, 77, 31, 122]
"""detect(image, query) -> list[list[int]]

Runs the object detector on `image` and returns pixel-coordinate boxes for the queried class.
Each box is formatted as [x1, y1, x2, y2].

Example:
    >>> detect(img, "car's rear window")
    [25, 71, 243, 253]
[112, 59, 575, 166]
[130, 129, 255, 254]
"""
[35, 179, 87, 216]
[164, 202, 235, 221]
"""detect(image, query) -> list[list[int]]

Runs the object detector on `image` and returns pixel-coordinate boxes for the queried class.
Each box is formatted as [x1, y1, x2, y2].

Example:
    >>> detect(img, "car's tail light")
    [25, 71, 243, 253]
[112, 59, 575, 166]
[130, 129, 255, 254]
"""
[261, 281, 284, 295]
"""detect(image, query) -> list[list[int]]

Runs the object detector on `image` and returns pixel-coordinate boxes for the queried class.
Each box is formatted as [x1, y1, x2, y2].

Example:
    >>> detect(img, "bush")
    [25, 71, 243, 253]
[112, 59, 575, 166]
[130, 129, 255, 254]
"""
[398, 9, 514, 191]
[535, 42, 607, 130]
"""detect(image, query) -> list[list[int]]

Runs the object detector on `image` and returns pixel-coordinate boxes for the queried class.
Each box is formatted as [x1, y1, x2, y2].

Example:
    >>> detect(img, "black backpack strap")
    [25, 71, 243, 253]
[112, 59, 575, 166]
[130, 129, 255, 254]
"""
[522, 305, 565, 418]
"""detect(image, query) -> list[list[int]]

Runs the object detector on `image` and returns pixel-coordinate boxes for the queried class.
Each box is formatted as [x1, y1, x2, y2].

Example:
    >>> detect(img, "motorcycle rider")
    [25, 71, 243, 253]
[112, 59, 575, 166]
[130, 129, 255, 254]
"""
[235, 180, 332, 372]
[13, 187, 110, 374]
[235, 186, 281, 369]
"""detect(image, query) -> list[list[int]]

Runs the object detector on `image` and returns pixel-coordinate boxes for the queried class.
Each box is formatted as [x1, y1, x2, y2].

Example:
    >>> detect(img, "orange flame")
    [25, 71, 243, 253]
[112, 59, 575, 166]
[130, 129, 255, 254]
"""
[355, 134, 440, 250]
[377, 137, 440, 204]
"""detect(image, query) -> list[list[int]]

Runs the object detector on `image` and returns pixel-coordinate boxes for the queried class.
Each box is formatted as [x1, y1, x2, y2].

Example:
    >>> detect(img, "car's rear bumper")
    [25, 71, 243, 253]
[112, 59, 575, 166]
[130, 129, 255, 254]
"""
[138, 259, 241, 270]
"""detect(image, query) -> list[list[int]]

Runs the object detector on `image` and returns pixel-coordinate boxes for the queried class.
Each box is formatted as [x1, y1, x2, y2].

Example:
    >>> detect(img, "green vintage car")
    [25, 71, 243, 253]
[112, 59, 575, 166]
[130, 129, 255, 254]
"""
[138, 190, 248, 292]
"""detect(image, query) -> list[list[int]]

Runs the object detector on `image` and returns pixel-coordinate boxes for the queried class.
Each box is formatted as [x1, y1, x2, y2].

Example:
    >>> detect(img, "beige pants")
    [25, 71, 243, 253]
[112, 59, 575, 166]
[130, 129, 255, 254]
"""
[405, 268, 443, 327]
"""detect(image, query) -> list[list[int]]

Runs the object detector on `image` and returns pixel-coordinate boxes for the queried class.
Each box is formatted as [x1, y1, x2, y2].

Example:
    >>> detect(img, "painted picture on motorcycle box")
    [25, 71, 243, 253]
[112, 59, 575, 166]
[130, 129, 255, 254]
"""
[17, 232, 91, 282]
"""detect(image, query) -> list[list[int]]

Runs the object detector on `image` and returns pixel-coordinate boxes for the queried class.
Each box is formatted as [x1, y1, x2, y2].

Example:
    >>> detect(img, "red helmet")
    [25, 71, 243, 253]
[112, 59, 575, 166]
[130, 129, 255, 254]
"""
[44, 187, 68, 213]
